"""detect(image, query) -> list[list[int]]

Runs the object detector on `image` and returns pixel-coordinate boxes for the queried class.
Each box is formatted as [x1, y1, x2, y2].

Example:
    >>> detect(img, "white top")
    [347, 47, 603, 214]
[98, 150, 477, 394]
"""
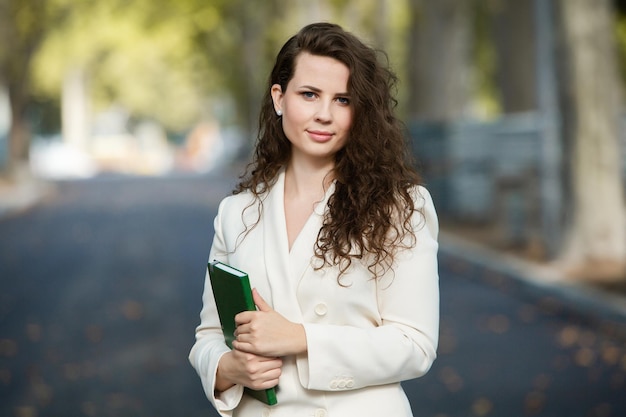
[189, 169, 440, 417]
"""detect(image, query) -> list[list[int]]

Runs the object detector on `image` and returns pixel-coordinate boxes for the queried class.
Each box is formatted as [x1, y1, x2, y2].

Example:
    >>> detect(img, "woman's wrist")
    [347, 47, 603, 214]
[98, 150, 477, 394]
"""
[215, 352, 236, 394]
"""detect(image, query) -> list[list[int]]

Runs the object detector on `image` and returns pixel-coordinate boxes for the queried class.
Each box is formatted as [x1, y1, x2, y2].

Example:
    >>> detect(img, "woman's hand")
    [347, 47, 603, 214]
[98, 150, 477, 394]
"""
[233, 289, 308, 357]
[216, 349, 282, 392]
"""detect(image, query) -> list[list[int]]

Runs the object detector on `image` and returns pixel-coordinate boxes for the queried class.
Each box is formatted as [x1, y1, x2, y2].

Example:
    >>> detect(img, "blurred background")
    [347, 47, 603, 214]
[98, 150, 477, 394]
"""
[1, 0, 626, 416]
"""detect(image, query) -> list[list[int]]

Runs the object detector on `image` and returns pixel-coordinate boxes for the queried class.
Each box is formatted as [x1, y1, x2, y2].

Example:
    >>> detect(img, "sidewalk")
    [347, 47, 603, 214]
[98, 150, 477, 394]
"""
[439, 231, 626, 333]
[0, 175, 54, 219]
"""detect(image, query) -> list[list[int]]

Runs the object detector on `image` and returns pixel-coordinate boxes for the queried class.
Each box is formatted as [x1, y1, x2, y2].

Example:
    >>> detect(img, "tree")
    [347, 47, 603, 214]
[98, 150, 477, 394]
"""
[32, 0, 216, 135]
[406, 0, 474, 121]
[0, 0, 70, 176]
[488, 0, 537, 113]
[555, 0, 626, 281]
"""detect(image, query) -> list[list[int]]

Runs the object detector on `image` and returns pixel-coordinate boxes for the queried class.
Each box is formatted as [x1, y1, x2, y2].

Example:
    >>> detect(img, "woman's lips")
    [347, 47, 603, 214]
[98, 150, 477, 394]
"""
[307, 130, 334, 142]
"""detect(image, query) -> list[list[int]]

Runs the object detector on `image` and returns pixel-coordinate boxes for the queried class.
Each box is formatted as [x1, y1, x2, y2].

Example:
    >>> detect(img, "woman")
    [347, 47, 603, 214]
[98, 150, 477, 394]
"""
[189, 22, 439, 417]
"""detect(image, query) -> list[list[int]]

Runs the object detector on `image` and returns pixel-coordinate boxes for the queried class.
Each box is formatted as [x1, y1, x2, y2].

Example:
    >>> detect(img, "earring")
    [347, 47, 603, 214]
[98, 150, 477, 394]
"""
[276, 110, 282, 116]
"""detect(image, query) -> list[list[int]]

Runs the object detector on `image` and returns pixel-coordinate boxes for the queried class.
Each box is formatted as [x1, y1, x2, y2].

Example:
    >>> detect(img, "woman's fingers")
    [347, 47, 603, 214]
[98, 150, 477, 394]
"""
[252, 288, 272, 312]
[228, 349, 282, 389]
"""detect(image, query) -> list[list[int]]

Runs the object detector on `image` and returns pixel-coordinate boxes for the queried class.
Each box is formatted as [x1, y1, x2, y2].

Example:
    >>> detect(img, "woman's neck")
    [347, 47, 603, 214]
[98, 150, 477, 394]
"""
[284, 159, 334, 200]
[283, 157, 335, 250]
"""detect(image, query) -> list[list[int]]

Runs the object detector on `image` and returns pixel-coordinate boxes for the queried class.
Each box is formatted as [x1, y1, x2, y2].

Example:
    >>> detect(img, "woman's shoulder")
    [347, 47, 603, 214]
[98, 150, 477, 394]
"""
[218, 190, 256, 211]
[407, 184, 439, 235]
[409, 184, 435, 210]
[213, 191, 261, 233]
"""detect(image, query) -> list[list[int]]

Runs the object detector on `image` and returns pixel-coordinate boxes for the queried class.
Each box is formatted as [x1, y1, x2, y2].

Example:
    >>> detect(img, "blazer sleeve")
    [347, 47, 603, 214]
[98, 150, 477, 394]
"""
[297, 187, 440, 391]
[188, 198, 244, 416]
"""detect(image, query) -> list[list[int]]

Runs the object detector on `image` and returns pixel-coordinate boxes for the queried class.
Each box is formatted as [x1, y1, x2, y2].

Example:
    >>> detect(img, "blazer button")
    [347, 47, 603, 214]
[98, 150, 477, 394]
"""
[314, 409, 327, 417]
[346, 378, 354, 388]
[314, 303, 328, 316]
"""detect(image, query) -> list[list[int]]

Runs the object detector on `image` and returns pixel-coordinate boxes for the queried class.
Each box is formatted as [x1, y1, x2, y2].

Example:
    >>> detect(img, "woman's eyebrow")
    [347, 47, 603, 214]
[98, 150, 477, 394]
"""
[297, 85, 322, 92]
[297, 85, 349, 96]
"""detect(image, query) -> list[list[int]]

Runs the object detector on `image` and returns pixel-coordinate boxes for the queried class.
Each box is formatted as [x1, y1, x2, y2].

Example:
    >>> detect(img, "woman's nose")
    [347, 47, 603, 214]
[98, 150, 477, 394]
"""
[314, 101, 332, 123]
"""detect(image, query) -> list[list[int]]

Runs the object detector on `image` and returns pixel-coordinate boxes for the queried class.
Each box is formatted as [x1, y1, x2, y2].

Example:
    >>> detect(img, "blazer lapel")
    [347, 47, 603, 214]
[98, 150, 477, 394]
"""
[262, 170, 303, 321]
[288, 181, 335, 284]
[261, 171, 336, 323]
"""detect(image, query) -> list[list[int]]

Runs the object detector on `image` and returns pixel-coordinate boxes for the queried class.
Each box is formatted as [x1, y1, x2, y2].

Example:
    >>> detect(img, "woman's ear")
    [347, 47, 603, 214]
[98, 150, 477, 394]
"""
[271, 84, 283, 115]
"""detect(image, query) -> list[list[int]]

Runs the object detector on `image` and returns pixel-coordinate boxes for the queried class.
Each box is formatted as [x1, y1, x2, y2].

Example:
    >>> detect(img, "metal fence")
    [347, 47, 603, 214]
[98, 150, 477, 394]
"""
[0, 133, 6, 171]
[409, 112, 547, 247]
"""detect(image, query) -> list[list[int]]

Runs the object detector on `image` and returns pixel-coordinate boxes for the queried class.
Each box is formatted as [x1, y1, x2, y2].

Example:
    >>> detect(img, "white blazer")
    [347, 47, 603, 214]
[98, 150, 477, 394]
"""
[189, 170, 440, 417]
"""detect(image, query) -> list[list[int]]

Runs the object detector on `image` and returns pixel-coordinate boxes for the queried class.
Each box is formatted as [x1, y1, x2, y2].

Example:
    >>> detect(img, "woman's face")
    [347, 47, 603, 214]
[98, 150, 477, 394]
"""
[271, 52, 352, 166]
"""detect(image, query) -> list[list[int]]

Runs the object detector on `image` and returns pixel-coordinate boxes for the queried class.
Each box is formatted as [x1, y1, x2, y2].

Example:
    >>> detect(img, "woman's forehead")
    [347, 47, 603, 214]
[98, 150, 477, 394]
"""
[290, 52, 350, 91]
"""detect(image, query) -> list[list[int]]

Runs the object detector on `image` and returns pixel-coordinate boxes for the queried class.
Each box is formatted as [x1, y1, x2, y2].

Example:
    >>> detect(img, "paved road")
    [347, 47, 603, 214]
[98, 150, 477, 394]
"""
[1, 172, 625, 417]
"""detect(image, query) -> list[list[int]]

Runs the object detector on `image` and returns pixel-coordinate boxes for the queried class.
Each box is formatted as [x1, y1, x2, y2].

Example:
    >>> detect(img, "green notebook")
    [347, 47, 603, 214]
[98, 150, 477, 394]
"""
[208, 260, 278, 406]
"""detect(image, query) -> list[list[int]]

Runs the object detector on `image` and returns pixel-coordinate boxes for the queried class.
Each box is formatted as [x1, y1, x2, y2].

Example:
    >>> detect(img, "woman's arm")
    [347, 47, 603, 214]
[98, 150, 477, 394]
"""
[188, 269, 244, 413]
[298, 187, 440, 390]
[189, 197, 282, 413]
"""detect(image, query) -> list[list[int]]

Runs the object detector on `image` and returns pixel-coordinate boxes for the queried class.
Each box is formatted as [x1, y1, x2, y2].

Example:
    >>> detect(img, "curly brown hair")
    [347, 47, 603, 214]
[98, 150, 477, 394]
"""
[235, 22, 423, 279]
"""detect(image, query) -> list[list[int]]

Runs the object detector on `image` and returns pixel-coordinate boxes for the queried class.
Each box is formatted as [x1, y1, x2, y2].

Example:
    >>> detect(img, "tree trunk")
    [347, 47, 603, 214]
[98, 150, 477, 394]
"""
[556, 0, 626, 281]
[490, 0, 537, 113]
[407, 0, 473, 121]
[7, 81, 31, 174]
[240, 8, 263, 137]
[373, 0, 390, 50]
[62, 67, 90, 149]
[0, 1, 48, 178]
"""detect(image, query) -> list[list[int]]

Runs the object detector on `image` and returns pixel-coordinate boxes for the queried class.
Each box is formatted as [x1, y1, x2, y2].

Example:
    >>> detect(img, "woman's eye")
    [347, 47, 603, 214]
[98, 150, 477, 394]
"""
[302, 91, 316, 99]
[337, 97, 350, 105]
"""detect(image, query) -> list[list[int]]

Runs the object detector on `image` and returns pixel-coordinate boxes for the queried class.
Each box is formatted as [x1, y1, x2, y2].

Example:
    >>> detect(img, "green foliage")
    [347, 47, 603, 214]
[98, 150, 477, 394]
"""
[24, 0, 423, 136]
[0, 0, 70, 87]
[11, 0, 422, 140]
[31, 0, 217, 132]
[7, 0, 626, 141]
[472, 0, 501, 118]
[10, 0, 565, 141]
[615, 14, 626, 85]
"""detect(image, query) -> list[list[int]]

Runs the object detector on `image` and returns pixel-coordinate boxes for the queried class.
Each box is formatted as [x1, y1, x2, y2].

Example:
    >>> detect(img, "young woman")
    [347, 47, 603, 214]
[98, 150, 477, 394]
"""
[189, 22, 439, 417]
